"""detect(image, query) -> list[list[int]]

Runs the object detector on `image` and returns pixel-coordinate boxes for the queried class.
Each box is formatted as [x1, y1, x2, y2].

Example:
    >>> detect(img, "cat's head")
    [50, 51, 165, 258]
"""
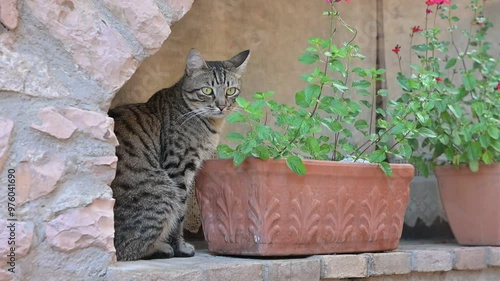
[181, 49, 250, 119]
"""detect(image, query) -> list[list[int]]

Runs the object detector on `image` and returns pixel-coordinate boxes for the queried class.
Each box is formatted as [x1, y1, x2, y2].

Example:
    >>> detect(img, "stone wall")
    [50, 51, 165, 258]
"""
[0, 0, 193, 280]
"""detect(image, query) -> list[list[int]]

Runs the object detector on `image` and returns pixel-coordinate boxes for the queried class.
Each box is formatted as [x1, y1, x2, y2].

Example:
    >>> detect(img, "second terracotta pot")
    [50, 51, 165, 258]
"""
[195, 158, 414, 256]
[435, 163, 500, 246]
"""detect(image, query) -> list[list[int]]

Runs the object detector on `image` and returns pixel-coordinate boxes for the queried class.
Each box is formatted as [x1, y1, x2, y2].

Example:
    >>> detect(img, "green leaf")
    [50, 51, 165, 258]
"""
[252, 145, 270, 160]
[217, 144, 234, 159]
[240, 139, 257, 154]
[479, 135, 490, 148]
[413, 158, 429, 177]
[298, 53, 320, 64]
[255, 124, 272, 140]
[226, 112, 246, 123]
[305, 84, 321, 105]
[447, 104, 463, 118]
[330, 59, 346, 74]
[322, 119, 342, 133]
[468, 160, 479, 172]
[397, 73, 411, 92]
[235, 97, 250, 109]
[445, 58, 457, 69]
[377, 89, 389, 96]
[226, 132, 245, 142]
[369, 150, 386, 163]
[379, 162, 393, 177]
[482, 151, 494, 164]
[391, 123, 406, 135]
[400, 144, 412, 159]
[354, 120, 369, 130]
[286, 156, 306, 175]
[462, 73, 477, 92]
[488, 126, 500, 140]
[295, 91, 308, 107]
[411, 44, 429, 52]
[233, 150, 246, 166]
[352, 80, 371, 89]
[418, 128, 438, 138]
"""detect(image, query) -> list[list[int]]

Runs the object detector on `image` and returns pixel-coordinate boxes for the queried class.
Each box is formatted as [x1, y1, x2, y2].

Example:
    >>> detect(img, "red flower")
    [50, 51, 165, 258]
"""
[436, 77, 443, 82]
[426, 8, 433, 14]
[412, 26, 423, 33]
[392, 44, 401, 54]
[426, 0, 450, 5]
[496, 82, 500, 90]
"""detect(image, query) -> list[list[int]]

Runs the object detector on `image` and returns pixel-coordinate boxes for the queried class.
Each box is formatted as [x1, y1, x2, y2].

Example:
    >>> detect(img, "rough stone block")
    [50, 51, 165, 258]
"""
[321, 254, 369, 279]
[45, 198, 115, 252]
[31, 107, 77, 139]
[0, 220, 34, 262]
[369, 252, 411, 276]
[61, 107, 118, 145]
[453, 247, 488, 270]
[25, 0, 138, 92]
[102, 0, 170, 52]
[204, 263, 263, 281]
[487, 247, 500, 267]
[265, 258, 321, 281]
[106, 262, 203, 281]
[0, 44, 70, 98]
[410, 250, 453, 272]
[16, 151, 66, 203]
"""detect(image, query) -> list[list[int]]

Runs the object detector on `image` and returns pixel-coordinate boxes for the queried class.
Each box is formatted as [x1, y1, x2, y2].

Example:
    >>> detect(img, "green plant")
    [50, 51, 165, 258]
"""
[217, 0, 426, 176]
[393, 0, 500, 175]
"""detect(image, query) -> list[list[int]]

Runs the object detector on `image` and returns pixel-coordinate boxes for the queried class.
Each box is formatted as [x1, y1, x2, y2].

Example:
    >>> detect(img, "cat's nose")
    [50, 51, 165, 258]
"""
[216, 103, 226, 111]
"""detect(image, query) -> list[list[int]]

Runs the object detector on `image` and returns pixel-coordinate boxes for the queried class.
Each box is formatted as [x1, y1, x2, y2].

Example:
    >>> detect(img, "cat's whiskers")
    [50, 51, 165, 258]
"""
[176, 108, 209, 129]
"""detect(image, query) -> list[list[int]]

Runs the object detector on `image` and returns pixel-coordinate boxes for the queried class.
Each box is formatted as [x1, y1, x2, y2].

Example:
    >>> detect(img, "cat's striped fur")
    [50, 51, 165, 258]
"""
[109, 49, 250, 261]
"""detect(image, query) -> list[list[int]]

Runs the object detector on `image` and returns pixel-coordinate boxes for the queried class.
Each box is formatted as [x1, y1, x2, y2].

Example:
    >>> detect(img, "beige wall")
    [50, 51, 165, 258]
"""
[113, 0, 378, 141]
[114, 0, 500, 144]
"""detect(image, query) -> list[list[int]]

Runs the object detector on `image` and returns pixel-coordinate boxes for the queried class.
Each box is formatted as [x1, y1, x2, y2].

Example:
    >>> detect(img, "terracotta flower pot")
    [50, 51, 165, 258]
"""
[435, 163, 500, 245]
[195, 158, 414, 256]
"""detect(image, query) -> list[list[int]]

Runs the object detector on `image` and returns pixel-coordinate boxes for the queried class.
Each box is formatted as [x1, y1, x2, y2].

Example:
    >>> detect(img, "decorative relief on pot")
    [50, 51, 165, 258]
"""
[359, 188, 388, 241]
[324, 186, 355, 243]
[288, 186, 320, 243]
[197, 187, 215, 242]
[248, 186, 281, 243]
[389, 199, 404, 239]
[216, 183, 245, 243]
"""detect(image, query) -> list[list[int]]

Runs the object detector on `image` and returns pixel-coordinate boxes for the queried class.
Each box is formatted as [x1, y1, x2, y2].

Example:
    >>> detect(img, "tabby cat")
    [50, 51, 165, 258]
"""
[109, 49, 250, 261]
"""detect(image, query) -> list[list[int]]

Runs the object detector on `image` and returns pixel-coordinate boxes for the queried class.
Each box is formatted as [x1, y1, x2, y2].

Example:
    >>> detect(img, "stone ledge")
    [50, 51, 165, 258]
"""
[106, 241, 500, 281]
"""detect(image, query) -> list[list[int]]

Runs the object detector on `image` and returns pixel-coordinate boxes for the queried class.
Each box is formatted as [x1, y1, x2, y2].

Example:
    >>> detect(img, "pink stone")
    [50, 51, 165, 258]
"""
[31, 107, 77, 139]
[85, 156, 118, 184]
[45, 198, 115, 252]
[16, 152, 65, 204]
[0, 219, 34, 262]
[0, 0, 19, 30]
[25, 0, 138, 92]
[61, 107, 118, 145]
[0, 117, 14, 173]
[102, 0, 170, 52]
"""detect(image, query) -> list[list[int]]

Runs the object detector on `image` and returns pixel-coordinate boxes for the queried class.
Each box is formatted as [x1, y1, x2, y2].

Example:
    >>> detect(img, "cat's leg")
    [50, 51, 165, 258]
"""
[169, 214, 195, 257]
[113, 173, 181, 260]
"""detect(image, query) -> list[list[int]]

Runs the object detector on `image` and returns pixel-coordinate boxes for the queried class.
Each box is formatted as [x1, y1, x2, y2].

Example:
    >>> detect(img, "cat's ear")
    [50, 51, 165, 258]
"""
[186, 49, 208, 76]
[226, 50, 250, 77]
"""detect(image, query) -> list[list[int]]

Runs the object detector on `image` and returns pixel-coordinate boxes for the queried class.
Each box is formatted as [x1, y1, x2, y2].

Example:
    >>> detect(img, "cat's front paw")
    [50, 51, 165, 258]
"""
[174, 241, 195, 257]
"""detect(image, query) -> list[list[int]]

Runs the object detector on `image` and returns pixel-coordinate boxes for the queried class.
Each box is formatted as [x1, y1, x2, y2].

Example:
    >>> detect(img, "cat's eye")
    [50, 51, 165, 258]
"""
[201, 87, 213, 95]
[226, 87, 238, 96]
